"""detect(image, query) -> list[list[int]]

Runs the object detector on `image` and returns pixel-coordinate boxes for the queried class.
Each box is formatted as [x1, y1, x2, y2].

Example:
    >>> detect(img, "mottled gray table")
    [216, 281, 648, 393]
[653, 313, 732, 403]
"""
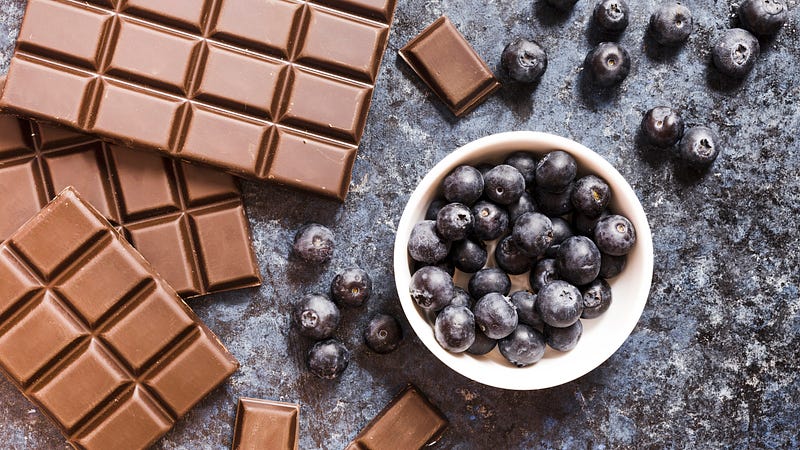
[1, 0, 799, 448]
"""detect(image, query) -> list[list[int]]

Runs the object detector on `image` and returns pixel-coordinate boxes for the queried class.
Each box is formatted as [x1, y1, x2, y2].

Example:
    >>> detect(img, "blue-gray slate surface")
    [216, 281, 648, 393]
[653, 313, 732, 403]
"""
[1, 0, 799, 448]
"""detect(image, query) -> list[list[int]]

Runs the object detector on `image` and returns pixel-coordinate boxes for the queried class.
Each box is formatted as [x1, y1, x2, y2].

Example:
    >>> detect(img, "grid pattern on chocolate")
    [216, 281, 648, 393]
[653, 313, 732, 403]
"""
[0, 188, 238, 450]
[0, 115, 261, 298]
[0, 0, 397, 200]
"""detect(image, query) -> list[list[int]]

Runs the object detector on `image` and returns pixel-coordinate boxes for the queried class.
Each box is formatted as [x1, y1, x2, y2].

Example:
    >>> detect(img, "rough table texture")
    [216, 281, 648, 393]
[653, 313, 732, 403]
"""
[1, 0, 799, 448]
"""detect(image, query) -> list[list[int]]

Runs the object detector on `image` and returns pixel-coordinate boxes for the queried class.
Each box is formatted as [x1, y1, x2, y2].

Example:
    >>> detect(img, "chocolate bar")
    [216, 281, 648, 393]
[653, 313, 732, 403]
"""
[232, 398, 300, 450]
[0, 113, 261, 298]
[0, 187, 239, 449]
[346, 385, 448, 450]
[399, 16, 500, 117]
[0, 0, 397, 201]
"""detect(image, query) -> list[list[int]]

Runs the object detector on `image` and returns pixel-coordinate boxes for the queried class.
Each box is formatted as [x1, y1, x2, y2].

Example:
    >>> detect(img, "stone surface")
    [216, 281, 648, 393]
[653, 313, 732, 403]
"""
[1, 0, 799, 448]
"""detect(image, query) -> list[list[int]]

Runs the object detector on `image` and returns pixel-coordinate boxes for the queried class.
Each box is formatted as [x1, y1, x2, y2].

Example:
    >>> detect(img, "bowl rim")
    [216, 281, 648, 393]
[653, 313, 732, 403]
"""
[393, 131, 654, 390]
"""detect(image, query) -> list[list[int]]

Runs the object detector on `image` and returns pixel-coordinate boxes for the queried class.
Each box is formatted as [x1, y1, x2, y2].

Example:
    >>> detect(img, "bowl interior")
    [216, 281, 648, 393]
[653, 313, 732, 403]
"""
[394, 131, 654, 390]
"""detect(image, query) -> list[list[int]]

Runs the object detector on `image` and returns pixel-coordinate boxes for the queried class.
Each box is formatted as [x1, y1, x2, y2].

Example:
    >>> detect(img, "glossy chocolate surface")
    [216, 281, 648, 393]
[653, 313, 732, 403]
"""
[232, 398, 300, 450]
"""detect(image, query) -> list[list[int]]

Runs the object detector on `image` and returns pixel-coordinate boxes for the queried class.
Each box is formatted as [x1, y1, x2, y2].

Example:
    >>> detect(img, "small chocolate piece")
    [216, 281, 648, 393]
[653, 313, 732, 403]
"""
[0, 0, 398, 201]
[0, 187, 238, 449]
[346, 385, 448, 450]
[0, 113, 261, 298]
[399, 16, 500, 117]
[232, 398, 299, 450]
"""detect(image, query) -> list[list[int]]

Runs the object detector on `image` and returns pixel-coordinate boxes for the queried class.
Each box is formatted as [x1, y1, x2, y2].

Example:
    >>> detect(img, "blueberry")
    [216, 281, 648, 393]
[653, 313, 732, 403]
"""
[574, 210, 609, 236]
[498, 324, 546, 367]
[466, 328, 497, 355]
[505, 152, 538, 186]
[512, 212, 553, 258]
[712, 28, 760, 79]
[502, 39, 548, 83]
[425, 199, 447, 220]
[593, 0, 630, 32]
[410, 266, 455, 311]
[641, 106, 685, 147]
[330, 268, 372, 307]
[739, 0, 787, 36]
[293, 223, 334, 264]
[307, 339, 349, 379]
[414, 259, 455, 277]
[584, 42, 631, 87]
[599, 253, 627, 278]
[556, 236, 602, 286]
[471, 201, 510, 241]
[536, 280, 583, 327]
[468, 268, 512, 299]
[436, 203, 474, 241]
[535, 184, 574, 216]
[530, 258, 560, 293]
[474, 293, 519, 339]
[544, 320, 583, 352]
[594, 215, 636, 256]
[443, 165, 484, 206]
[434, 305, 476, 353]
[510, 290, 543, 328]
[495, 236, 533, 275]
[545, 0, 578, 11]
[507, 191, 538, 224]
[535, 151, 577, 192]
[449, 286, 474, 309]
[546, 217, 574, 257]
[649, 3, 693, 45]
[484, 165, 526, 205]
[294, 294, 340, 340]
[450, 239, 488, 273]
[571, 175, 610, 218]
[364, 313, 403, 353]
[679, 126, 721, 167]
[408, 220, 449, 264]
[581, 278, 612, 319]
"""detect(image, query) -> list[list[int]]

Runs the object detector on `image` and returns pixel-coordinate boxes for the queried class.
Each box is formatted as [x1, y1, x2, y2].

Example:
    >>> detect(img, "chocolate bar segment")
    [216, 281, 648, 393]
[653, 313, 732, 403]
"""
[232, 398, 300, 450]
[346, 385, 448, 450]
[0, 187, 239, 449]
[0, 113, 261, 298]
[399, 16, 500, 117]
[0, 0, 398, 201]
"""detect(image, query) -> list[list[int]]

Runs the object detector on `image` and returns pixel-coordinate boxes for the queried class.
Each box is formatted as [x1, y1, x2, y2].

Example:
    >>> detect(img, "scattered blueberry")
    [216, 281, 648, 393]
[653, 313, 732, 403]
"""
[466, 328, 498, 355]
[293, 223, 334, 264]
[330, 268, 372, 307]
[364, 314, 403, 353]
[581, 278, 612, 319]
[495, 236, 533, 275]
[472, 200, 510, 241]
[599, 253, 627, 278]
[544, 320, 583, 352]
[594, 214, 636, 256]
[408, 220, 449, 264]
[739, 0, 787, 36]
[450, 238, 488, 273]
[484, 165, 526, 205]
[536, 280, 583, 327]
[410, 266, 455, 311]
[679, 126, 721, 168]
[512, 212, 553, 258]
[593, 0, 630, 33]
[584, 42, 631, 87]
[435, 305, 477, 353]
[546, 217, 574, 257]
[535, 184, 574, 216]
[510, 291, 543, 328]
[712, 28, 760, 79]
[572, 175, 610, 218]
[449, 286, 474, 309]
[535, 151, 577, 192]
[505, 152, 538, 186]
[507, 191, 538, 224]
[649, 2, 693, 45]
[425, 199, 447, 220]
[469, 268, 512, 299]
[443, 165, 484, 206]
[474, 293, 519, 339]
[498, 324, 546, 367]
[641, 106, 685, 147]
[307, 339, 349, 379]
[574, 210, 609, 236]
[502, 39, 548, 83]
[530, 258, 560, 293]
[436, 203, 474, 241]
[294, 294, 341, 340]
[556, 236, 602, 286]
[545, 0, 579, 11]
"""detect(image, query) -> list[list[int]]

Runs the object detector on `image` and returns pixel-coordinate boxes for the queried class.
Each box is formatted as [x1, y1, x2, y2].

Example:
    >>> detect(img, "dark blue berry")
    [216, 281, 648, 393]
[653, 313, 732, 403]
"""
[535, 151, 577, 192]
[505, 152, 538, 186]
[443, 165, 484, 206]
[364, 314, 403, 353]
[546, 217, 574, 257]
[471, 201, 510, 241]
[556, 236, 602, 286]
[294, 294, 340, 340]
[414, 259, 455, 277]
[581, 278, 612, 319]
[594, 214, 636, 256]
[436, 203, 474, 241]
[585, 42, 631, 87]
[495, 236, 533, 275]
[501, 39, 548, 83]
[410, 266, 454, 311]
[507, 191, 537, 224]
[599, 253, 627, 278]
[293, 223, 334, 264]
[574, 210, 609, 236]
[498, 324, 546, 367]
[408, 220, 449, 264]
[435, 305, 476, 353]
[425, 199, 447, 220]
[712, 28, 759, 79]
[679, 126, 721, 167]
[466, 328, 497, 355]
[594, 0, 630, 33]
[641, 106, 685, 147]
[650, 3, 693, 45]
[530, 258, 560, 293]
[307, 339, 349, 379]
[572, 175, 610, 218]
[330, 268, 372, 307]
[739, 0, 787, 36]
[484, 165, 526, 205]
[510, 290, 543, 328]
[512, 212, 553, 258]
[450, 239, 487, 273]
[474, 293, 518, 339]
[449, 286, 474, 309]
[545, 0, 578, 11]
[468, 268, 512, 299]
[536, 280, 583, 327]
[544, 320, 583, 352]
[535, 184, 574, 216]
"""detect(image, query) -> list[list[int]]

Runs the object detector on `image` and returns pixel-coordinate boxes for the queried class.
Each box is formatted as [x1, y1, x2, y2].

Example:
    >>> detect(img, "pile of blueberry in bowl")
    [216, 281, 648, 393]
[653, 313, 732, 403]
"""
[393, 132, 653, 390]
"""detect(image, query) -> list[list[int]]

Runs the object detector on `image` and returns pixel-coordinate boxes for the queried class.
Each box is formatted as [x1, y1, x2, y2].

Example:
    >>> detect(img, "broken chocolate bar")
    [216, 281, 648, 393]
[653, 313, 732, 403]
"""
[232, 398, 300, 450]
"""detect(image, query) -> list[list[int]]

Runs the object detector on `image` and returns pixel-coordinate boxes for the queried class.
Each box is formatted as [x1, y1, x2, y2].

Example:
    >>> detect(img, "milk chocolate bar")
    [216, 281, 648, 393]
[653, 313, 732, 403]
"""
[0, 113, 261, 298]
[346, 385, 448, 450]
[0, 187, 239, 449]
[232, 398, 300, 450]
[399, 16, 500, 117]
[0, 0, 397, 201]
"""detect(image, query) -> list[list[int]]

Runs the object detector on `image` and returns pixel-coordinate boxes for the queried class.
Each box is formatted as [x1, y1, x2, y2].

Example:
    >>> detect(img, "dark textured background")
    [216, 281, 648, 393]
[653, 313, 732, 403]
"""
[1, 0, 799, 448]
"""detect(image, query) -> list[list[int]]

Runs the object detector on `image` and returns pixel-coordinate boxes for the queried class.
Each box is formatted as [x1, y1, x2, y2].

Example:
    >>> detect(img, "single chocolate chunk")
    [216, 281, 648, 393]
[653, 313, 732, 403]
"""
[232, 398, 300, 450]
[399, 16, 500, 117]
[0, 113, 261, 298]
[346, 385, 448, 450]
[0, 187, 239, 449]
[0, 0, 398, 201]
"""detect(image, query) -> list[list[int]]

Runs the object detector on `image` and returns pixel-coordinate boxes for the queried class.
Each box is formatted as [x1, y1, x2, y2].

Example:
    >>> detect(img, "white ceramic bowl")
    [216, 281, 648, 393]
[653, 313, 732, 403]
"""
[394, 131, 654, 390]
